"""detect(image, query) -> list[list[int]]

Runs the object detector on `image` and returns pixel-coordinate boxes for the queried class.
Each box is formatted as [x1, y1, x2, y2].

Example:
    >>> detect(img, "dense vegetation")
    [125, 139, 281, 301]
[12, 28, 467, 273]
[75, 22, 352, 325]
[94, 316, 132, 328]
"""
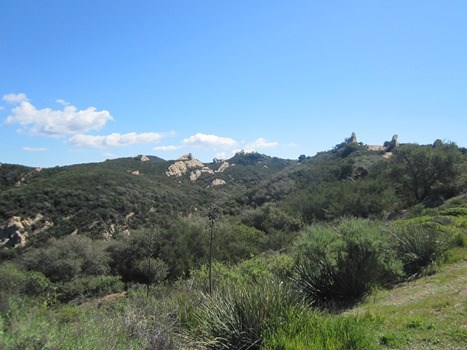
[1, 138, 466, 349]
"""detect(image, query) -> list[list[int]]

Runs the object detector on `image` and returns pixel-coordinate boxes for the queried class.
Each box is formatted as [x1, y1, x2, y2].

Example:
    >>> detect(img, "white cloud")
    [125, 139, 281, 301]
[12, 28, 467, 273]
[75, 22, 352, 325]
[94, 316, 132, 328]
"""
[244, 137, 278, 151]
[3, 93, 29, 103]
[0, 106, 4, 111]
[22, 146, 49, 152]
[56, 99, 70, 106]
[153, 145, 180, 151]
[183, 133, 237, 149]
[4, 95, 113, 137]
[69, 132, 166, 149]
[215, 152, 229, 160]
[102, 151, 117, 158]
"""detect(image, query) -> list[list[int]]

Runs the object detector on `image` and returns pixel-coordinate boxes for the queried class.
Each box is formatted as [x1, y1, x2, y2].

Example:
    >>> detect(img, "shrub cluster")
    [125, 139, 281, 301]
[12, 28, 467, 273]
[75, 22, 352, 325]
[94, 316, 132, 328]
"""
[292, 219, 402, 308]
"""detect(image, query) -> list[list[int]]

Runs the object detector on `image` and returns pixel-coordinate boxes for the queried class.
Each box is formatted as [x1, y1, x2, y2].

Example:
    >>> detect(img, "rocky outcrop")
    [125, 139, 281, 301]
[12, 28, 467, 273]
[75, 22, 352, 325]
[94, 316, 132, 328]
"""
[350, 132, 358, 143]
[166, 154, 214, 180]
[383, 135, 399, 151]
[367, 134, 400, 153]
[190, 170, 202, 181]
[166, 161, 188, 177]
[185, 158, 205, 169]
[177, 153, 194, 161]
[0, 214, 53, 248]
[211, 179, 226, 186]
[368, 145, 385, 151]
[140, 155, 150, 162]
[216, 161, 230, 173]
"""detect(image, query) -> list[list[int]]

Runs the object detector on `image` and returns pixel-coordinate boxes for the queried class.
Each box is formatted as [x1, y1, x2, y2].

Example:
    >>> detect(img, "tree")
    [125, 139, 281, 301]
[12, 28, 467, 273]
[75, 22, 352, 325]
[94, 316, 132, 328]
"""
[24, 235, 110, 283]
[390, 143, 465, 203]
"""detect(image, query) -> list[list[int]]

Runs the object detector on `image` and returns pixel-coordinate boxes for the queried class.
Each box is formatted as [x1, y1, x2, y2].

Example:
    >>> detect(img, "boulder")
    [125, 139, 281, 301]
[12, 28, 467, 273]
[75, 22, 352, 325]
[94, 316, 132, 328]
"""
[211, 179, 226, 186]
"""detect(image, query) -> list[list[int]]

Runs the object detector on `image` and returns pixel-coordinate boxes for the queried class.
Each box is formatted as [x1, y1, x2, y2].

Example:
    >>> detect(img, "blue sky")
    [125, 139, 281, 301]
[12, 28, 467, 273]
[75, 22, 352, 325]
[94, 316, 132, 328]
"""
[1, 0, 466, 167]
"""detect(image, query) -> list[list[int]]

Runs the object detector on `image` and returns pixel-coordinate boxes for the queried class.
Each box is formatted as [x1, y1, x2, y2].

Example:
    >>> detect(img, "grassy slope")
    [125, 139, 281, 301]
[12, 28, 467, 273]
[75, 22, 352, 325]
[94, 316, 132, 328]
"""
[348, 249, 467, 349]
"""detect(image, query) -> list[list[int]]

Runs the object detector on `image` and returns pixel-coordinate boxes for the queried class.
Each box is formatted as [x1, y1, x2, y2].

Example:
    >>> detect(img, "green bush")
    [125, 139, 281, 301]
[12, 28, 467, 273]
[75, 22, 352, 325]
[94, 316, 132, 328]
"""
[58, 275, 124, 302]
[188, 253, 294, 293]
[24, 235, 110, 283]
[195, 281, 298, 350]
[390, 225, 454, 277]
[293, 219, 402, 308]
[0, 263, 55, 312]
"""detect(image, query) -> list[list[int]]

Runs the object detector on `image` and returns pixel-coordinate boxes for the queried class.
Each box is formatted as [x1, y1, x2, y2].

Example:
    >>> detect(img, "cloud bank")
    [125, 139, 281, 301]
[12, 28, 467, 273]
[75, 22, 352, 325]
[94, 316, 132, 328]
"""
[245, 137, 279, 151]
[69, 132, 168, 149]
[182, 133, 238, 149]
[4, 94, 113, 137]
[3, 93, 29, 103]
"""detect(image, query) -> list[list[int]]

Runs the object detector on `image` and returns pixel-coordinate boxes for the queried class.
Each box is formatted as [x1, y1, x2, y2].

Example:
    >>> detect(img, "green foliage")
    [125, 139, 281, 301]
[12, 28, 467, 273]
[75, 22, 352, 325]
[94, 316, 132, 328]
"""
[389, 143, 466, 203]
[214, 222, 266, 262]
[263, 310, 377, 350]
[108, 223, 207, 281]
[189, 253, 294, 293]
[195, 281, 298, 350]
[24, 235, 110, 283]
[293, 219, 402, 307]
[390, 224, 454, 277]
[135, 258, 169, 285]
[57, 275, 124, 302]
[0, 263, 55, 313]
[0, 298, 141, 350]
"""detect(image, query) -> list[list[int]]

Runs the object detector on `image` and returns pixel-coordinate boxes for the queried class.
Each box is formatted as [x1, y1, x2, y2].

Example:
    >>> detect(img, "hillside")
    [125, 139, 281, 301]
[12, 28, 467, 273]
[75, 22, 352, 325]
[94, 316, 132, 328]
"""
[1, 135, 466, 250]
[0, 151, 295, 248]
[0, 135, 466, 349]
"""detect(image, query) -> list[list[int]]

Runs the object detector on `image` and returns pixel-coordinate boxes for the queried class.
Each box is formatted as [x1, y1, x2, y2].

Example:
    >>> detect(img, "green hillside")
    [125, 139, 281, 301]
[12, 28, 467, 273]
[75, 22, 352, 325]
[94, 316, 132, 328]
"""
[0, 137, 466, 349]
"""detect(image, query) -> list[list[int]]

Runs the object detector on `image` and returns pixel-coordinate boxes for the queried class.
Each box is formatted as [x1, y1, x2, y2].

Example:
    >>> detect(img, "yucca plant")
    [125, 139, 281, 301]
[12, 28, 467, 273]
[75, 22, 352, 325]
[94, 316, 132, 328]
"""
[195, 280, 298, 350]
[391, 225, 453, 277]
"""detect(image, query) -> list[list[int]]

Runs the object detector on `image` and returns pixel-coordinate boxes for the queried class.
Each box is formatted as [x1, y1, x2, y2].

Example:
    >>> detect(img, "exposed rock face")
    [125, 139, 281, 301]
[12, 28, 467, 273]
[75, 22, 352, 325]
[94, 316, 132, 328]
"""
[177, 153, 194, 161]
[213, 158, 224, 164]
[0, 214, 52, 248]
[190, 170, 202, 181]
[211, 179, 226, 186]
[216, 162, 229, 173]
[383, 134, 399, 152]
[166, 154, 214, 180]
[131, 170, 140, 176]
[140, 155, 150, 162]
[367, 134, 400, 153]
[166, 161, 188, 177]
[185, 159, 205, 169]
[350, 132, 358, 143]
[368, 145, 385, 151]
